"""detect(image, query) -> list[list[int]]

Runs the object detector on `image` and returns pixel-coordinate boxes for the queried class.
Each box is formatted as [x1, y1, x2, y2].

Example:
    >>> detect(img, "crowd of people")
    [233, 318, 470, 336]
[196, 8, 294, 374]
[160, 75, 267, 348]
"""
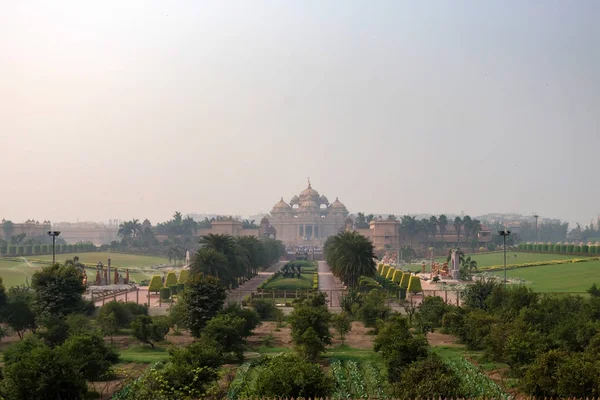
[380, 251, 398, 264]
[286, 245, 324, 253]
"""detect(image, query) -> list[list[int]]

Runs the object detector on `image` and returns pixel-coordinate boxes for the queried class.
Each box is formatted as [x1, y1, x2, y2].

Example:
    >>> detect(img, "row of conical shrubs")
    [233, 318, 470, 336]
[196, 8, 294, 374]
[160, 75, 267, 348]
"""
[148, 269, 189, 294]
[377, 263, 422, 293]
[518, 242, 600, 254]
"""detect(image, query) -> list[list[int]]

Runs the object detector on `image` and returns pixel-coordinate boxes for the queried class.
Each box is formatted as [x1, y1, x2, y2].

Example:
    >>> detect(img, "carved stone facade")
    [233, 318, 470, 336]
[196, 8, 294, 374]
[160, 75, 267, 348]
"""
[270, 181, 349, 245]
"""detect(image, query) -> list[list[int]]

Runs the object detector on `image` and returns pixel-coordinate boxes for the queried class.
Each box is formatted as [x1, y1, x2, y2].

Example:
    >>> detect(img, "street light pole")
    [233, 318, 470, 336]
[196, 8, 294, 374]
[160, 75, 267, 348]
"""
[498, 230, 511, 287]
[47, 231, 61, 265]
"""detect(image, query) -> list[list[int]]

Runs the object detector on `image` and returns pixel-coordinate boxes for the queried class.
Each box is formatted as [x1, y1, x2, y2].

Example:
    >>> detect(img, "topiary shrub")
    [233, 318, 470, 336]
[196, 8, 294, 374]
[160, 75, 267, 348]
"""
[148, 276, 163, 293]
[582, 244, 589, 254]
[574, 245, 581, 253]
[177, 283, 184, 292]
[553, 244, 561, 253]
[408, 276, 423, 294]
[567, 244, 574, 253]
[165, 272, 177, 287]
[8, 246, 17, 255]
[32, 244, 40, 254]
[169, 285, 178, 295]
[592, 246, 598, 255]
[160, 287, 171, 300]
[0, 245, 6, 255]
[392, 269, 402, 284]
[66, 244, 74, 253]
[17, 246, 25, 255]
[24, 245, 32, 255]
[385, 267, 394, 280]
[400, 273, 410, 289]
[561, 244, 567, 253]
[40, 244, 48, 253]
[178, 270, 189, 284]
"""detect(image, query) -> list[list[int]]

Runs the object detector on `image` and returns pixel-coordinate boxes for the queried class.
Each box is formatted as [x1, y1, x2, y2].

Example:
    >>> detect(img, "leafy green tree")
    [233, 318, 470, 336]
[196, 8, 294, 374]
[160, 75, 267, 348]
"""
[1, 286, 37, 339]
[59, 333, 120, 381]
[99, 311, 118, 343]
[182, 273, 227, 337]
[359, 289, 391, 328]
[331, 311, 352, 344]
[65, 313, 93, 336]
[1, 337, 87, 399]
[203, 313, 248, 361]
[463, 278, 499, 310]
[221, 302, 261, 336]
[416, 296, 449, 330]
[324, 231, 376, 288]
[31, 264, 86, 316]
[288, 302, 332, 361]
[131, 315, 169, 348]
[98, 301, 148, 329]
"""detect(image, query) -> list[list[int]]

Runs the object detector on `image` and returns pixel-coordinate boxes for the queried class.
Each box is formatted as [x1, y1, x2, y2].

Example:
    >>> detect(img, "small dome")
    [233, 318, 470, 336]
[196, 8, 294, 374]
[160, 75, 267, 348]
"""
[330, 197, 348, 212]
[290, 195, 300, 205]
[299, 200, 319, 213]
[271, 198, 292, 213]
[319, 195, 329, 205]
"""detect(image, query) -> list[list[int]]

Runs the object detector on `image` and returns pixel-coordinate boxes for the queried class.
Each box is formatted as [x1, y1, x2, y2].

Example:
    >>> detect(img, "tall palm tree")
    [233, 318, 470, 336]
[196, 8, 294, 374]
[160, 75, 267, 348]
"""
[471, 219, 482, 249]
[130, 219, 142, 238]
[421, 219, 432, 244]
[190, 248, 229, 281]
[453, 217, 463, 248]
[324, 231, 376, 288]
[237, 235, 263, 277]
[400, 215, 420, 247]
[438, 215, 448, 248]
[199, 233, 249, 287]
[462, 216, 473, 245]
[429, 216, 438, 246]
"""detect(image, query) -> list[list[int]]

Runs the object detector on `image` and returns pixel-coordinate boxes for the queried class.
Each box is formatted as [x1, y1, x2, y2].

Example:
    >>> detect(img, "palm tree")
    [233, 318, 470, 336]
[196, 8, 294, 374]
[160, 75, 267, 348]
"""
[453, 217, 463, 248]
[324, 231, 376, 288]
[237, 235, 263, 277]
[130, 219, 142, 237]
[199, 234, 249, 288]
[400, 216, 420, 247]
[421, 219, 432, 244]
[429, 216, 438, 245]
[460, 255, 478, 280]
[462, 216, 473, 245]
[470, 219, 482, 249]
[190, 248, 229, 281]
[438, 215, 448, 248]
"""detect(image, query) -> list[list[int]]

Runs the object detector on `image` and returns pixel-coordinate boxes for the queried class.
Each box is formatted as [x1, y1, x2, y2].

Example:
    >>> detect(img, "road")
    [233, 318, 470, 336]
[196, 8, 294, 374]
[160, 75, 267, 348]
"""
[317, 260, 345, 308]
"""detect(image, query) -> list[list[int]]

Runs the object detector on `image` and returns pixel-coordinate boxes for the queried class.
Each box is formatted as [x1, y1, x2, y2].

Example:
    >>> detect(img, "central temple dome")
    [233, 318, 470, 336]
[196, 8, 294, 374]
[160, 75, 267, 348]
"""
[299, 180, 320, 203]
[299, 200, 319, 213]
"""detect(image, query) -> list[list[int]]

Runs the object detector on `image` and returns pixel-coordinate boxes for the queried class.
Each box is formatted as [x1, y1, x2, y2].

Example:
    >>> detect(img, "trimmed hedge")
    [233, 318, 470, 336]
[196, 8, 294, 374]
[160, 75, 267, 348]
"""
[148, 276, 163, 293]
[385, 267, 394, 280]
[391, 269, 402, 283]
[399, 272, 410, 289]
[479, 257, 600, 272]
[312, 272, 318, 290]
[165, 272, 177, 287]
[407, 275, 422, 293]
[160, 287, 171, 300]
[573, 245, 581, 253]
[178, 270, 189, 284]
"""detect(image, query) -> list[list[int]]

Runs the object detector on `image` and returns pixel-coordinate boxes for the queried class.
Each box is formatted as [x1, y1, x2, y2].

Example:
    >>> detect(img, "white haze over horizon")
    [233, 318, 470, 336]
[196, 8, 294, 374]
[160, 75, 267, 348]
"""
[1, 1, 599, 227]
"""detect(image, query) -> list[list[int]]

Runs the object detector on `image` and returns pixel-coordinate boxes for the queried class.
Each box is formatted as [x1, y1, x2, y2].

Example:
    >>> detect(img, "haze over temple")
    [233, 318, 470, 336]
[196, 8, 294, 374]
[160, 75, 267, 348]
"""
[270, 180, 349, 245]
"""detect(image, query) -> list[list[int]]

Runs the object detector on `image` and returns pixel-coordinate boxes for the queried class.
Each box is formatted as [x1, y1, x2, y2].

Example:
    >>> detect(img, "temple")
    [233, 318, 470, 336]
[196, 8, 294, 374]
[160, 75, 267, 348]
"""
[269, 180, 349, 245]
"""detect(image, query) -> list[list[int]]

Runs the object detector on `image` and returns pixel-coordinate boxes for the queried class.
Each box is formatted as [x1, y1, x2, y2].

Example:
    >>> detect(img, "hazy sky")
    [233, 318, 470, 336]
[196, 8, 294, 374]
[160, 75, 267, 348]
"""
[2, 1, 599, 226]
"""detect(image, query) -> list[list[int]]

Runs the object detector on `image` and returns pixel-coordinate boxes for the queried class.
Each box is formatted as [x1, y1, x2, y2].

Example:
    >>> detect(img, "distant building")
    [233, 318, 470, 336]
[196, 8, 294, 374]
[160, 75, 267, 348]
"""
[0, 220, 51, 240]
[52, 221, 119, 245]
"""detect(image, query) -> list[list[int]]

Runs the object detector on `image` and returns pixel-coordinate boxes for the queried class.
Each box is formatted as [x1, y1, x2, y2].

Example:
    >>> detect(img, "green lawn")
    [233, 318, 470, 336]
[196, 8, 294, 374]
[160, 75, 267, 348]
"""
[120, 345, 169, 363]
[0, 252, 170, 287]
[262, 273, 314, 290]
[435, 251, 576, 268]
[489, 260, 600, 292]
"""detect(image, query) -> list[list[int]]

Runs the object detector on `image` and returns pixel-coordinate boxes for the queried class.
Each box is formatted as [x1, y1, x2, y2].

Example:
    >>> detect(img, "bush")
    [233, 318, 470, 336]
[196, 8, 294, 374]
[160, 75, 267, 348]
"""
[160, 287, 171, 300]
[222, 302, 261, 336]
[178, 269, 189, 284]
[182, 273, 227, 337]
[251, 299, 278, 320]
[359, 289, 390, 328]
[567, 244, 574, 253]
[8, 245, 17, 255]
[17, 246, 24, 255]
[561, 244, 567, 253]
[288, 302, 332, 361]
[203, 313, 248, 360]
[399, 272, 410, 289]
[417, 296, 449, 330]
[239, 354, 333, 399]
[168, 284, 178, 295]
[98, 301, 148, 329]
[393, 354, 462, 398]
[591, 246, 598, 255]
[165, 272, 177, 287]
[59, 333, 120, 381]
[407, 275, 422, 293]
[32, 244, 40, 254]
[553, 244, 561, 252]
[574, 245, 581, 253]
[177, 283, 184, 292]
[582, 244, 589, 253]
[148, 276, 163, 293]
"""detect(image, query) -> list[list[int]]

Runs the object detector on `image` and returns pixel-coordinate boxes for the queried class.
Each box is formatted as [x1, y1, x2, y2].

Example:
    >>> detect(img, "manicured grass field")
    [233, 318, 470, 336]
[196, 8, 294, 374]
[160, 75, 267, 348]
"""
[0, 252, 170, 287]
[119, 345, 169, 363]
[489, 260, 600, 293]
[435, 251, 576, 268]
[262, 273, 314, 290]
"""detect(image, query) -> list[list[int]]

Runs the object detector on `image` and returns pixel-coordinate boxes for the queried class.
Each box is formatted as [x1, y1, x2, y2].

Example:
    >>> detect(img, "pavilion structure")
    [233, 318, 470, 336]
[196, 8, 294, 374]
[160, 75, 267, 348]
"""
[269, 180, 349, 245]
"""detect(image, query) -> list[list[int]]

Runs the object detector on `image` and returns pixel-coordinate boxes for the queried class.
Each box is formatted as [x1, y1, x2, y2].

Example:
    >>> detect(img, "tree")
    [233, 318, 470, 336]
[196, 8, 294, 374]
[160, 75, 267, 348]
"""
[460, 255, 478, 280]
[332, 311, 351, 344]
[288, 302, 332, 361]
[222, 302, 261, 337]
[324, 231, 376, 288]
[438, 214, 448, 247]
[182, 273, 227, 337]
[99, 311, 118, 343]
[2, 285, 37, 339]
[203, 313, 248, 361]
[400, 215, 420, 247]
[462, 215, 473, 244]
[190, 247, 229, 282]
[393, 354, 462, 398]
[1, 337, 87, 399]
[453, 216, 463, 247]
[31, 264, 86, 316]
[59, 333, 120, 381]
[131, 315, 169, 348]
[199, 233, 250, 287]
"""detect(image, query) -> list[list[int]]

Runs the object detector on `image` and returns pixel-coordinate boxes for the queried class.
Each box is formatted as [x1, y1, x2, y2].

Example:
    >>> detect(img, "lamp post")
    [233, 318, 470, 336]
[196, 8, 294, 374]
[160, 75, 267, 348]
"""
[498, 230, 511, 287]
[47, 231, 61, 265]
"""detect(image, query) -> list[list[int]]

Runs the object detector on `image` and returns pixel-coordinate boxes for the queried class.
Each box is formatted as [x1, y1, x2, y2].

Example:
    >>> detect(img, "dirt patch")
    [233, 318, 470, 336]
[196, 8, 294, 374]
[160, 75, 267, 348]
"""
[427, 331, 460, 346]
[331, 321, 374, 349]
[88, 362, 147, 400]
[164, 331, 195, 346]
[248, 321, 292, 347]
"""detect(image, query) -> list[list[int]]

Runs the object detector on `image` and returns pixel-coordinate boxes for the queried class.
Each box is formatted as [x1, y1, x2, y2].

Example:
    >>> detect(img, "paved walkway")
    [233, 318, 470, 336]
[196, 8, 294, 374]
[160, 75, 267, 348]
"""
[226, 261, 284, 304]
[317, 260, 346, 307]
